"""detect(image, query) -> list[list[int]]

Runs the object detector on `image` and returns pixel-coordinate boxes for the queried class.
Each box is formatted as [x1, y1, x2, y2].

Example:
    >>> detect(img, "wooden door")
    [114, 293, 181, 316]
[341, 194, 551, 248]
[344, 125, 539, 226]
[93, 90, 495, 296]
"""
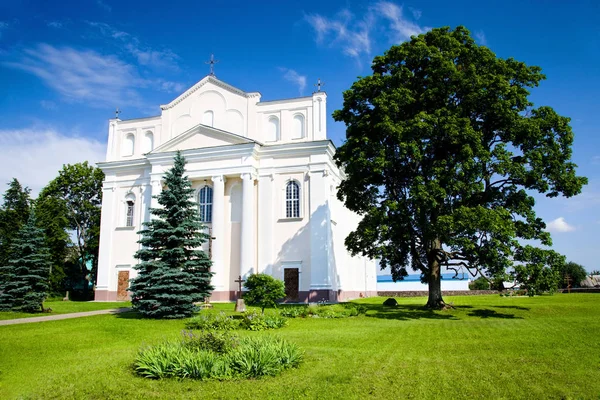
[284, 268, 299, 302]
[117, 271, 130, 301]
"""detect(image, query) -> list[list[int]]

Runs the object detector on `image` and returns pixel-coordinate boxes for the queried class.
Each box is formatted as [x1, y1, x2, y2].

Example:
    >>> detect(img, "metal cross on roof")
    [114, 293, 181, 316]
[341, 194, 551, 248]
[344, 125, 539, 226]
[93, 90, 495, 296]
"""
[115, 107, 121, 119]
[205, 54, 219, 76]
[314, 78, 324, 92]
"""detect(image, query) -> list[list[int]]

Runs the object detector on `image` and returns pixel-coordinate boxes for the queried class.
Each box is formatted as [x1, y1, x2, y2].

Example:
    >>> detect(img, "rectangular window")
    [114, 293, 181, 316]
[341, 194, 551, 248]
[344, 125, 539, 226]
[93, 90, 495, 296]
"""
[126, 201, 134, 227]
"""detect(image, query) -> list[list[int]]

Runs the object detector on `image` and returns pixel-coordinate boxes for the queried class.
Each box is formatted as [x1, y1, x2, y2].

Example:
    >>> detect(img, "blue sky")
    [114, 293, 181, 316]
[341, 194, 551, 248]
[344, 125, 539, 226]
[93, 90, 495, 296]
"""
[0, 0, 598, 271]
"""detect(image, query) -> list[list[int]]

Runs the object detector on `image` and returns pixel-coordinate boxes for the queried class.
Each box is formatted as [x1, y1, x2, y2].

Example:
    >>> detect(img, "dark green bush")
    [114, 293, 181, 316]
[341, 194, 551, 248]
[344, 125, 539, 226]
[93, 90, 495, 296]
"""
[185, 311, 239, 331]
[383, 298, 398, 307]
[243, 274, 286, 313]
[469, 276, 491, 290]
[134, 332, 302, 380]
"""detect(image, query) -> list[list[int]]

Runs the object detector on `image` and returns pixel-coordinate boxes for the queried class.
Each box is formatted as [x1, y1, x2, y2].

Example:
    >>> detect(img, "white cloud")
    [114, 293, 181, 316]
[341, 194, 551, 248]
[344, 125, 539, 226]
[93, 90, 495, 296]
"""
[305, 1, 428, 61]
[86, 21, 180, 71]
[409, 7, 422, 20]
[96, 0, 112, 12]
[474, 30, 488, 46]
[0, 21, 9, 38]
[3, 43, 146, 107]
[546, 217, 576, 233]
[279, 68, 307, 95]
[40, 100, 57, 110]
[0, 127, 105, 196]
[372, 2, 427, 42]
[47, 21, 63, 29]
[305, 9, 372, 59]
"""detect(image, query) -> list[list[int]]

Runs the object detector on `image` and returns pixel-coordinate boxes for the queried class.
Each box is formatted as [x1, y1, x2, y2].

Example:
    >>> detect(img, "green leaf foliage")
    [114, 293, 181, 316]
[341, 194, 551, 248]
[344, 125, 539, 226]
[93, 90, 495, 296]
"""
[554, 261, 588, 288]
[0, 213, 52, 312]
[243, 274, 285, 313]
[129, 151, 213, 319]
[38, 162, 103, 297]
[333, 26, 587, 307]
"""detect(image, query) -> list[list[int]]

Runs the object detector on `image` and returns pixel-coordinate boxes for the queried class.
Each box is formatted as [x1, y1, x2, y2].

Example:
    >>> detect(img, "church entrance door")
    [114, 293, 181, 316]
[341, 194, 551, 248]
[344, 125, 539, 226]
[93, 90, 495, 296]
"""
[117, 271, 130, 301]
[284, 268, 299, 302]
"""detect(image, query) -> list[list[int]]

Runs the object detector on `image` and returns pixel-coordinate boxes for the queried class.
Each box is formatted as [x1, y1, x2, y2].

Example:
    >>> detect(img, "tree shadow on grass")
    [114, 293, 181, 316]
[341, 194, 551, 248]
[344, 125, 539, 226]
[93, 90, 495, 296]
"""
[115, 310, 145, 319]
[362, 304, 459, 321]
[467, 309, 523, 319]
[492, 305, 531, 311]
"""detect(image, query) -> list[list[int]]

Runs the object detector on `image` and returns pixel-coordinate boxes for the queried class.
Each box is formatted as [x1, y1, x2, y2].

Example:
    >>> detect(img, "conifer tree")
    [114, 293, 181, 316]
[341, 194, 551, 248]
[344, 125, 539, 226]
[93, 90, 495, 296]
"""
[129, 151, 213, 318]
[0, 213, 51, 312]
[0, 178, 31, 269]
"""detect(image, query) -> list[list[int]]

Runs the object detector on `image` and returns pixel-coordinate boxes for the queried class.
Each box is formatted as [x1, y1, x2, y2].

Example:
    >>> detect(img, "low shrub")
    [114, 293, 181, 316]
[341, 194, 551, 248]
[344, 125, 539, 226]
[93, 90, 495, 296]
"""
[469, 276, 491, 290]
[185, 311, 239, 331]
[181, 330, 239, 354]
[240, 311, 288, 331]
[134, 331, 302, 380]
[279, 303, 364, 319]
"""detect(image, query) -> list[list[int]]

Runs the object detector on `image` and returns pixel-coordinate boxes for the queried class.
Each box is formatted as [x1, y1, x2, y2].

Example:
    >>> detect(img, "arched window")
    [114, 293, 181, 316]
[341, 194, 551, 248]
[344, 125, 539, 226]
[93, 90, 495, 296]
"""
[285, 181, 300, 218]
[125, 193, 135, 227]
[203, 110, 214, 127]
[123, 133, 135, 156]
[267, 116, 279, 142]
[198, 185, 213, 223]
[143, 131, 154, 153]
[292, 114, 305, 139]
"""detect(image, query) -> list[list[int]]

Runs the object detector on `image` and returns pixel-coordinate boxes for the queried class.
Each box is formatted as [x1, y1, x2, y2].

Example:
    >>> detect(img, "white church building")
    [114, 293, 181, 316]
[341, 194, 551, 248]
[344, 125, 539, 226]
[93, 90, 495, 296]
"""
[94, 73, 378, 303]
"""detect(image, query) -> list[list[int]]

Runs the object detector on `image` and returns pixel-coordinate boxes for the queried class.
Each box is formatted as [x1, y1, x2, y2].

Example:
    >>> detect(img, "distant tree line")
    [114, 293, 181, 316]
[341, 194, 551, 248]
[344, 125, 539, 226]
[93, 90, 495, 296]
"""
[0, 162, 103, 311]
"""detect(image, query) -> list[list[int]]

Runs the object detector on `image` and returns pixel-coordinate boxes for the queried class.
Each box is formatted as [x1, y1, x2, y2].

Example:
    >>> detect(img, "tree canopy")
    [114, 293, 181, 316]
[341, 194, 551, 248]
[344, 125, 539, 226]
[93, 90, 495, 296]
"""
[0, 179, 31, 269]
[129, 151, 213, 319]
[38, 162, 104, 298]
[333, 26, 587, 308]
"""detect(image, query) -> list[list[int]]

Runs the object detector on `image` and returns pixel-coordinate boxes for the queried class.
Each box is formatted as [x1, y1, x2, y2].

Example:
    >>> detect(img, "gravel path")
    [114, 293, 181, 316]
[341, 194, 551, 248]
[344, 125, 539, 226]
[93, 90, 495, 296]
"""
[0, 308, 132, 326]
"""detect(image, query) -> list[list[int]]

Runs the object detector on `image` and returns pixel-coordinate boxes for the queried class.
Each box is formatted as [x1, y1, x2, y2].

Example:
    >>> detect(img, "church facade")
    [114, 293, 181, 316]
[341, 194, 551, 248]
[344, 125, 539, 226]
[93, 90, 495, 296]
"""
[94, 75, 378, 302]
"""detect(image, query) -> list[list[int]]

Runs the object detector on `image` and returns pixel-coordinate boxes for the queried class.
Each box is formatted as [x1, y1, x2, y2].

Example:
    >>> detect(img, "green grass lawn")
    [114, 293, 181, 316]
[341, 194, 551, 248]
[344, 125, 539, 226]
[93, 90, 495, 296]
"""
[1, 294, 599, 399]
[0, 300, 130, 320]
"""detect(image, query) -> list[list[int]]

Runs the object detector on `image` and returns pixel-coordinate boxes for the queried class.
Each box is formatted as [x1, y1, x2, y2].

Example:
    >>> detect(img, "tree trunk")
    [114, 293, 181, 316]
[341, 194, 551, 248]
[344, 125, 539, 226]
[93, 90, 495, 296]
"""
[426, 240, 448, 309]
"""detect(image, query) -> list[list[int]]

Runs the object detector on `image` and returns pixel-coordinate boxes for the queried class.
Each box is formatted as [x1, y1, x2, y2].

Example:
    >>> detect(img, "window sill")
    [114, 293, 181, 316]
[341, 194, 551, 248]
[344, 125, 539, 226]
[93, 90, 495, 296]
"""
[278, 217, 303, 222]
[116, 226, 136, 231]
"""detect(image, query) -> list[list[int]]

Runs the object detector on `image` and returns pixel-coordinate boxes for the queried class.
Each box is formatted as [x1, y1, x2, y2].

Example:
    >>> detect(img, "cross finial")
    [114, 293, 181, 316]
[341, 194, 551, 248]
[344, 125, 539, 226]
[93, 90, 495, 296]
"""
[205, 54, 219, 76]
[115, 107, 121, 119]
[314, 78, 324, 92]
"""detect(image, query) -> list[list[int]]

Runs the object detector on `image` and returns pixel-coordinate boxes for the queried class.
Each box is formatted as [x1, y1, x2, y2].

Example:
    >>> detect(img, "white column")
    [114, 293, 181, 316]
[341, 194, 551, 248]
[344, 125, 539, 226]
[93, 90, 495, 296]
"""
[211, 175, 226, 290]
[309, 170, 331, 291]
[95, 185, 115, 299]
[257, 174, 274, 275]
[240, 173, 256, 278]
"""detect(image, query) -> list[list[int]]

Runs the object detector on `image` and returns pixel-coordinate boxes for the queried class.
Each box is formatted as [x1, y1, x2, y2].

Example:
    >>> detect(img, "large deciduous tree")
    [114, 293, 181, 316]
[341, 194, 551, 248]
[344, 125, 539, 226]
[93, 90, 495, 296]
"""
[0, 213, 52, 312]
[333, 26, 587, 308]
[129, 151, 213, 319]
[38, 162, 104, 298]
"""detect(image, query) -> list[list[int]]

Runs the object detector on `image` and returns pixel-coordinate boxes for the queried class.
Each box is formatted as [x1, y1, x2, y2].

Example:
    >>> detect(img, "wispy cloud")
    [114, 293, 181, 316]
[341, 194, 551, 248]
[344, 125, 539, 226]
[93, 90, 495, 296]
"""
[474, 30, 488, 46]
[47, 21, 63, 29]
[279, 68, 307, 95]
[0, 127, 105, 196]
[96, 0, 112, 12]
[305, 2, 428, 62]
[305, 9, 372, 59]
[3, 41, 184, 107]
[40, 100, 57, 110]
[86, 21, 180, 71]
[409, 7, 422, 20]
[0, 21, 10, 38]
[546, 217, 576, 233]
[372, 2, 427, 42]
[592, 155, 600, 165]
[3, 44, 146, 107]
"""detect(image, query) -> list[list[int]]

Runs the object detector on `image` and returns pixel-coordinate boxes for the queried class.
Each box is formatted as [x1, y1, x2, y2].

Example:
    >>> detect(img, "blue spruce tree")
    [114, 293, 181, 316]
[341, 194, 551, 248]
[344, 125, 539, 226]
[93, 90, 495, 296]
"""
[0, 213, 51, 312]
[129, 151, 213, 318]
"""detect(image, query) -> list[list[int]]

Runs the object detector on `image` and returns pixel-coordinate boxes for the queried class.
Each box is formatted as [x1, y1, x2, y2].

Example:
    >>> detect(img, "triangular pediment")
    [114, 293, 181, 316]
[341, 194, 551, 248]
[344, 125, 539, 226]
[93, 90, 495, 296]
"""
[160, 75, 261, 110]
[150, 124, 260, 154]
